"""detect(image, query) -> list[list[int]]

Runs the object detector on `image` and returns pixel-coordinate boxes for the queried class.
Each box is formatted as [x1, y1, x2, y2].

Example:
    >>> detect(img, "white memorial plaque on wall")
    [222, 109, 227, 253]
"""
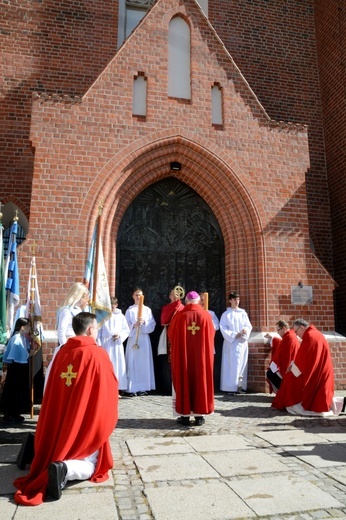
[291, 286, 313, 305]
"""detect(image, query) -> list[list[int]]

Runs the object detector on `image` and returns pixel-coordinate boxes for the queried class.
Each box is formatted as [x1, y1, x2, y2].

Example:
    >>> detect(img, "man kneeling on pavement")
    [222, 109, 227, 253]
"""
[14, 312, 118, 506]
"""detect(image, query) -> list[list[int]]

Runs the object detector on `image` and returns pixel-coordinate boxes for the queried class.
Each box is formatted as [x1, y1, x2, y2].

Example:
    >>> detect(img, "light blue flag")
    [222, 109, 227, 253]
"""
[5, 219, 20, 330]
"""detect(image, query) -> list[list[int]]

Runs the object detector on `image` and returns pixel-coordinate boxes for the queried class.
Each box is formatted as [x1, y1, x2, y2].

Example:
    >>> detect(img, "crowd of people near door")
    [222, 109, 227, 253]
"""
[0, 281, 344, 506]
[1, 282, 344, 425]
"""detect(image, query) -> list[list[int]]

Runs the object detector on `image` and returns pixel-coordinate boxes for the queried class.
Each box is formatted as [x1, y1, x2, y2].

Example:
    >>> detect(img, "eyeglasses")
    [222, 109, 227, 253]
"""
[276, 326, 284, 332]
[294, 325, 301, 333]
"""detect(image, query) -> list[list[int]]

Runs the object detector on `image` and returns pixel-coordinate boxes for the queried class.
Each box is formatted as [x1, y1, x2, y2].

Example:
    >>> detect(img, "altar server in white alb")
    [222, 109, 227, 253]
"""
[125, 288, 156, 396]
[98, 297, 130, 392]
[220, 292, 252, 394]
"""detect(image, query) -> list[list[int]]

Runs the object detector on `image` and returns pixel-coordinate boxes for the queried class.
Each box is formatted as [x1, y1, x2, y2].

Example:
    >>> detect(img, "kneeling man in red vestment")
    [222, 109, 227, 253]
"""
[266, 320, 300, 394]
[14, 312, 118, 506]
[168, 291, 215, 426]
[272, 318, 342, 416]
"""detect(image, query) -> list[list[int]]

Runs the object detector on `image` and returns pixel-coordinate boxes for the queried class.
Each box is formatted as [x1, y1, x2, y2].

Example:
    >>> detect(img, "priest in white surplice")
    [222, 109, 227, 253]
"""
[125, 288, 156, 396]
[220, 292, 252, 394]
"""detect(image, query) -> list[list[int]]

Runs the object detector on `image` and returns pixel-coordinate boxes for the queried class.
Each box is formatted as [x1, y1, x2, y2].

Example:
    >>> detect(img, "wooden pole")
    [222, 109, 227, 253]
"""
[92, 204, 103, 313]
[29, 252, 36, 418]
[138, 295, 144, 319]
[204, 292, 209, 311]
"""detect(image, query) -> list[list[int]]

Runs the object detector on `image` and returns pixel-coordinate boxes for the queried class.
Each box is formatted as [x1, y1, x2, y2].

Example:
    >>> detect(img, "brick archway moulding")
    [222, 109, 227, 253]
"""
[80, 132, 268, 328]
[1, 195, 30, 219]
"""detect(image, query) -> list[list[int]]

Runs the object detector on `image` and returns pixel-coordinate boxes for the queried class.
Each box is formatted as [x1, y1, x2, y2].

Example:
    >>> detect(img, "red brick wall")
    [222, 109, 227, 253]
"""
[19, 0, 334, 330]
[208, 0, 333, 274]
[314, 0, 346, 334]
[1, 0, 118, 217]
[2, 0, 345, 387]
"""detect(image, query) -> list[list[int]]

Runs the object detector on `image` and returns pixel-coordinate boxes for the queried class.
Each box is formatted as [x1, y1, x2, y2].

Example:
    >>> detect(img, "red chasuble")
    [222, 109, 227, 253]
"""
[272, 329, 301, 377]
[161, 300, 184, 325]
[168, 303, 215, 416]
[272, 325, 334, 413]
[14, 336, 118, 506]
[270, 337, 282, 362]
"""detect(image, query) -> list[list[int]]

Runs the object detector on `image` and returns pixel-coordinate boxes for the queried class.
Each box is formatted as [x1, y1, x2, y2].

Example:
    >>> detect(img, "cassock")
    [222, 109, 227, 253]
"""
[14, 336, 118, 506]
[125, 304, 156, 393]
[168, 303, 215, 416]
[268, 330, 300, 394]
[272, 325, 334, 414]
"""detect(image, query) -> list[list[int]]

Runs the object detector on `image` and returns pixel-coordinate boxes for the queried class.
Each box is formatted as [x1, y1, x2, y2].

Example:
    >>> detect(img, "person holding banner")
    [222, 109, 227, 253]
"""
[0, 317, 33, 423]
[125, 288, 156, 396]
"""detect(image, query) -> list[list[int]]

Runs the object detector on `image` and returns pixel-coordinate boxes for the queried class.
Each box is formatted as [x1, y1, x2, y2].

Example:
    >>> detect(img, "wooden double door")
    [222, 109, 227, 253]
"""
[116, 177, 225, 392]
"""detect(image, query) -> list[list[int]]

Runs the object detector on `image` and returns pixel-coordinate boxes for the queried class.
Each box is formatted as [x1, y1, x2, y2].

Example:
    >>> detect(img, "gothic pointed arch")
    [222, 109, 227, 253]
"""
[79, 134, 267, 329]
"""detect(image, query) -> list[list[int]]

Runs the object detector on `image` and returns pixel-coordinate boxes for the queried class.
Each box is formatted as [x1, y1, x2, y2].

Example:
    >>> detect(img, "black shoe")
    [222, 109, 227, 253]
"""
[138, 391, 148, 396]
[176, 416, 190, 426]
[342, 397, 346, 413]
[125, 392, 137, 397]
[227, 391, 240, 396]
[239, 389, 247, 394]
[194, 416, 205, 426]
[47, 461, 67, 500]
[17, 432, 35, 470]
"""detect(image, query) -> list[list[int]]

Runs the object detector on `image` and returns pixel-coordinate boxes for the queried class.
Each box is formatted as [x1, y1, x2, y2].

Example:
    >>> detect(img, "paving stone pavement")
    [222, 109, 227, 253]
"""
[1, 391, 346, 519]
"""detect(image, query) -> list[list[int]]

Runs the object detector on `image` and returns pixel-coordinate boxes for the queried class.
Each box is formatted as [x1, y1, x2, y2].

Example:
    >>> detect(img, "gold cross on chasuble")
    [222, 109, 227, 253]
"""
[187, 321, 200, 335]
[60, 364, 77, 386]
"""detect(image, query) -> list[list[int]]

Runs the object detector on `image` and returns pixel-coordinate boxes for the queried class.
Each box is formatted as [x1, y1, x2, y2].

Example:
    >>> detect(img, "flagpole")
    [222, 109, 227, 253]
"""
[29, 242, 36, 419]
[92, 203, 103, 313]
[0, 203, 8, 372]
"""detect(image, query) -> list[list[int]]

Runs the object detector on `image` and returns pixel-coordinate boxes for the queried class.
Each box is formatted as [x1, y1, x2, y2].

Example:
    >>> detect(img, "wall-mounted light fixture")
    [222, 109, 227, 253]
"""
[170, 162, 181, 171]
[298, 280, 303, 288]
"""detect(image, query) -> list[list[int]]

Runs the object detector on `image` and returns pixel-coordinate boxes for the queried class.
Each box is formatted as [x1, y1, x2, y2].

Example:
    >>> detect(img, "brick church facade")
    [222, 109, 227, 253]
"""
[1, 0, 345, 390]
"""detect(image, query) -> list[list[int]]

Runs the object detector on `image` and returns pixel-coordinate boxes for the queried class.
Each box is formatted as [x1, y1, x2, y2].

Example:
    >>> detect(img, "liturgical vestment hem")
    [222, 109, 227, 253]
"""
[169, 303, 215, 416]
[14, 336, 118, 506]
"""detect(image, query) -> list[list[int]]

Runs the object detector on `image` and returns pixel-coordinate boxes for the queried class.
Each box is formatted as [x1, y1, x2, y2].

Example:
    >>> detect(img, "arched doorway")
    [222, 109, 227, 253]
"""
[116, 176, 225, 393]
